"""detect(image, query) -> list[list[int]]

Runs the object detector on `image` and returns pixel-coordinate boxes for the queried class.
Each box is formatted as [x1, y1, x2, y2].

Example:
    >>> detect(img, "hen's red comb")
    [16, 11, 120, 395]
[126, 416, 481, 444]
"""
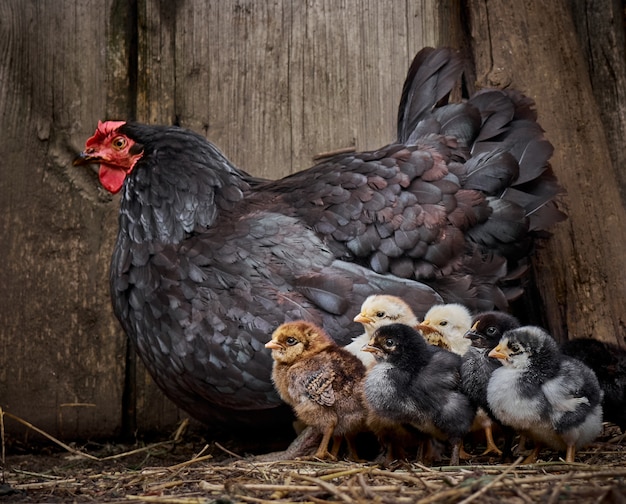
[85, 120, 126, 147]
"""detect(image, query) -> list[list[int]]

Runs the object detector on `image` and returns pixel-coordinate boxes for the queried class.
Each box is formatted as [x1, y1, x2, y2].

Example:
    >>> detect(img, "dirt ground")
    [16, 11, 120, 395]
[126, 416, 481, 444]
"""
[1, 422, 625, 504]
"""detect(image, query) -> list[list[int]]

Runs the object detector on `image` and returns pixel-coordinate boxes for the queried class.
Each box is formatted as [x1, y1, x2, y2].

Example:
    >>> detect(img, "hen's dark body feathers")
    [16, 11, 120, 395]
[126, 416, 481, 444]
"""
[82, 47, 564, 430]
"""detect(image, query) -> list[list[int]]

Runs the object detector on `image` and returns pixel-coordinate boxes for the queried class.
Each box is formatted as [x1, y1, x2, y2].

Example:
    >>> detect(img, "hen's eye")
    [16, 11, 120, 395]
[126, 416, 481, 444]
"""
[112, 136, 127, 150]
[376, 311, 385, 318]
[285, 337, 298, 346]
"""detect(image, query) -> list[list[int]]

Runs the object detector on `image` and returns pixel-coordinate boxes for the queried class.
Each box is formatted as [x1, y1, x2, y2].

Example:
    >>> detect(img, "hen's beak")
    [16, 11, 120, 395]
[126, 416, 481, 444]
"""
[73, 152, 99, 166]
[354, 313, 373, 324]
[264, 340, 282, 350]
[488, 344, 508, 360]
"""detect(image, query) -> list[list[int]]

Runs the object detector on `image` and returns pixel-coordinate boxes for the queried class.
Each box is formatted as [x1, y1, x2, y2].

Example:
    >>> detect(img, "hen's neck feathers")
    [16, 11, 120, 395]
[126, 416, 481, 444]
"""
[118, 123, 252, 244]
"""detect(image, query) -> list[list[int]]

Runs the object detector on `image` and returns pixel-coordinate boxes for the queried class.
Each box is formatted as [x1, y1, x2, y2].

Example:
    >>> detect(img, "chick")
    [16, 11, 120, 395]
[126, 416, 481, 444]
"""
[461, 311, 521, 456]
[487, 326, 603, 463]
[417, 303, 473, 355]
[561, 337, 626, 432]
[363, 323, 475, 466]
[265, 321, 368, 460]
[348, 294, 419, 368]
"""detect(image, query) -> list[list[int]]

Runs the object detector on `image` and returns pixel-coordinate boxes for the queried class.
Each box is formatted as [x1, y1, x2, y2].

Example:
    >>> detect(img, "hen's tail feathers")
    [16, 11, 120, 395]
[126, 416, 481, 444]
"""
[397, 47, 466, 144]
[398, 47, 566, 307]
[399, 48, 565, 257]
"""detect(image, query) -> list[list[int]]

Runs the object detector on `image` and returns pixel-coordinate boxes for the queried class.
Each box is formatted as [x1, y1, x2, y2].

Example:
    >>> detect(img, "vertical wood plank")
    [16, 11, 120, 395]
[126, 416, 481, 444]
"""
[0, 0, 128, 439]
[468, 0, 626, 345]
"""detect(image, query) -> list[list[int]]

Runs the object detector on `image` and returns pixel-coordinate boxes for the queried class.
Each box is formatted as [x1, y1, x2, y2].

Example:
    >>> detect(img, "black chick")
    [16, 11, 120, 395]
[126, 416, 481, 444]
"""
[461, 311, 520, 456]
[487, 326, 603, 463]
[363, 323, 475, 465]
[561, 337, 626, 432]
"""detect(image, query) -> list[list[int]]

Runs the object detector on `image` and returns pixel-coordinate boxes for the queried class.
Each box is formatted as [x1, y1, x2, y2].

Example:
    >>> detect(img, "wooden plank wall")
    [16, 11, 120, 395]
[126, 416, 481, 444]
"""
[0, 0, 459, 440]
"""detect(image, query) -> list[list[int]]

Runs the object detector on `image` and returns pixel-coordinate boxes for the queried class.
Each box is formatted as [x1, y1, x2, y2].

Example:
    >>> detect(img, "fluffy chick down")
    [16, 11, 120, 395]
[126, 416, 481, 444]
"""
[487, 326, 603, 463]
[266, 321, 368, 460]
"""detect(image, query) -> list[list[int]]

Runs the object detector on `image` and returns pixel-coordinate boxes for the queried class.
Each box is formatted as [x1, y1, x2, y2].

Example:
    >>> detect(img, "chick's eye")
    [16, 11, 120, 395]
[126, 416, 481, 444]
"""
[439, 320, 448, 326]
[486, 327, 497, 336]
[285, 337, 298, 346]
[112, 136, 127, 150]
[376, 311, 385, 318]
[509, 342, 519, 353]
[384, 338, 394, 348]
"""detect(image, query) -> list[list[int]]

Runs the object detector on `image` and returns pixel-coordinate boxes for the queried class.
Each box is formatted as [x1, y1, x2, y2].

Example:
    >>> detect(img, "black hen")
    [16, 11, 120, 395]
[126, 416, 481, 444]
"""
[74, 47, 564, 431]
[561, 337, 626, 432]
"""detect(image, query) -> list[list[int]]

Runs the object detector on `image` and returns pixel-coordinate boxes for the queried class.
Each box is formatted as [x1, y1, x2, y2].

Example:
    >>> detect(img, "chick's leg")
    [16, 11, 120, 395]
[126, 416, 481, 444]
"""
[314, 422, 337, 460]
[522, 443, 542, 464]
[330, 435, 342, 459]
[565, 444, 576, 463]
[481, 423, 503, 456]
[459, 441, 473, 460]
[449, 439, 462, 466]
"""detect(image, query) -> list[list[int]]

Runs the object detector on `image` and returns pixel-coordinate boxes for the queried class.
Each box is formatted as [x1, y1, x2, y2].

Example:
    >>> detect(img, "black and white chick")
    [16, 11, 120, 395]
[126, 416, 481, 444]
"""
[348, 294, 419, 368]
[461, 311, 521, 455]
[487, 326, 603, 463]
[561, 337, 626, 432]
[363, 323, 475, 465]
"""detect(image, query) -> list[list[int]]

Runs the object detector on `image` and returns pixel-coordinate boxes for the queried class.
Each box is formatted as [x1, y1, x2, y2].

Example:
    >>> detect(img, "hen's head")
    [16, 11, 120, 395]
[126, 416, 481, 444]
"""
[265, 321, 334, 365]
[74, 121, 143, 193]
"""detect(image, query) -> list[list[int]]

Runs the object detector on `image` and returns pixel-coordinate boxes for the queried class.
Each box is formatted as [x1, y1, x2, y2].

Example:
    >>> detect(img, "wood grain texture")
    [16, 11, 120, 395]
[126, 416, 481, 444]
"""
[0, 1, 127, 438]
[570, 0, 626, 205]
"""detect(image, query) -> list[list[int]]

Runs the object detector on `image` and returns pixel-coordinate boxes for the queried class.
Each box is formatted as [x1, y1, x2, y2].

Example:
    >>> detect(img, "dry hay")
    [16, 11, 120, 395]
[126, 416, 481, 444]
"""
[1, 411, 625, 503]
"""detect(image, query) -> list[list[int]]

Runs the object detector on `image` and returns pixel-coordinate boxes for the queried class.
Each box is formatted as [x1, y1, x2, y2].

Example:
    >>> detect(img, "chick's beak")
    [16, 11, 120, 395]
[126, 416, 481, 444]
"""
[361, 343, 379, 354]
[488, 344, 508, 360]
[416, 323, 438, 336]
[264, 340, 282, 350]
[464, 330, 479, 340]
[354, 313, 373, 324]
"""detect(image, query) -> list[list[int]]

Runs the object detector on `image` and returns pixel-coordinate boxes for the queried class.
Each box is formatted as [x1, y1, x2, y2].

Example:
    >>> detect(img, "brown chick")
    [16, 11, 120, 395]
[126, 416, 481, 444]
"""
[265, 321, 368, 460]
